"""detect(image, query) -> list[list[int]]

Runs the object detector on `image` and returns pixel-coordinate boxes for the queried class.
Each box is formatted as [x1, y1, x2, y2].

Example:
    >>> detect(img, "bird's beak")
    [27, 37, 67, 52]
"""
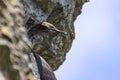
[55, 29, 67, 35]
[50, 27, 67, 35]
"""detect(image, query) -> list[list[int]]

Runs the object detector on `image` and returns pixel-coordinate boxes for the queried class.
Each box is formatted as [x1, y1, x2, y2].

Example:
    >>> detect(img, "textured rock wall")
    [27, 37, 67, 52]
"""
[23, 0, 89, 70]
[0, 0, 89, 80]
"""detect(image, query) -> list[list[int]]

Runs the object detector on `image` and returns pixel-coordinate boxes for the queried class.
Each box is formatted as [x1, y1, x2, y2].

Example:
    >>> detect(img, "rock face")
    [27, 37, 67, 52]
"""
[23, 0, 88, 70]
[0, 0, 89, 80]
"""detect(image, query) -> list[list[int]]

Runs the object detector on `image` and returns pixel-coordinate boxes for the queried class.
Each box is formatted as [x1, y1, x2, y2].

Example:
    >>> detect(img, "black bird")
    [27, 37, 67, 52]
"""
[22, 41, 57, 80]
[33, 52, 57, 80]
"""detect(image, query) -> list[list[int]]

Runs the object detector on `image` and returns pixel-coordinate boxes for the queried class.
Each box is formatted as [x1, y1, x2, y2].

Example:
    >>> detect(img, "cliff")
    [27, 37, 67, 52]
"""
[0, 0, 89, 80]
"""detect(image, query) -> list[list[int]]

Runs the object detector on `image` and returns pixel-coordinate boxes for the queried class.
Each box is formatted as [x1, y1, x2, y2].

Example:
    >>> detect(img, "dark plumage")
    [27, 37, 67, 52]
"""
[22, 40, 56, 80]
[33, 52, 57, 80]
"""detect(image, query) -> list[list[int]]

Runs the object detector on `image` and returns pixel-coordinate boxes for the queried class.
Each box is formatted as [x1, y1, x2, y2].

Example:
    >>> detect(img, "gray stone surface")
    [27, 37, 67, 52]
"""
[23, 0, 88, 70]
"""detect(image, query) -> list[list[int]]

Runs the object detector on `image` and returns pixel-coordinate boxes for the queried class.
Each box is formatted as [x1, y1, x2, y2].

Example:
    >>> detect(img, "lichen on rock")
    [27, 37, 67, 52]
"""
[23, 0, 88, 70]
